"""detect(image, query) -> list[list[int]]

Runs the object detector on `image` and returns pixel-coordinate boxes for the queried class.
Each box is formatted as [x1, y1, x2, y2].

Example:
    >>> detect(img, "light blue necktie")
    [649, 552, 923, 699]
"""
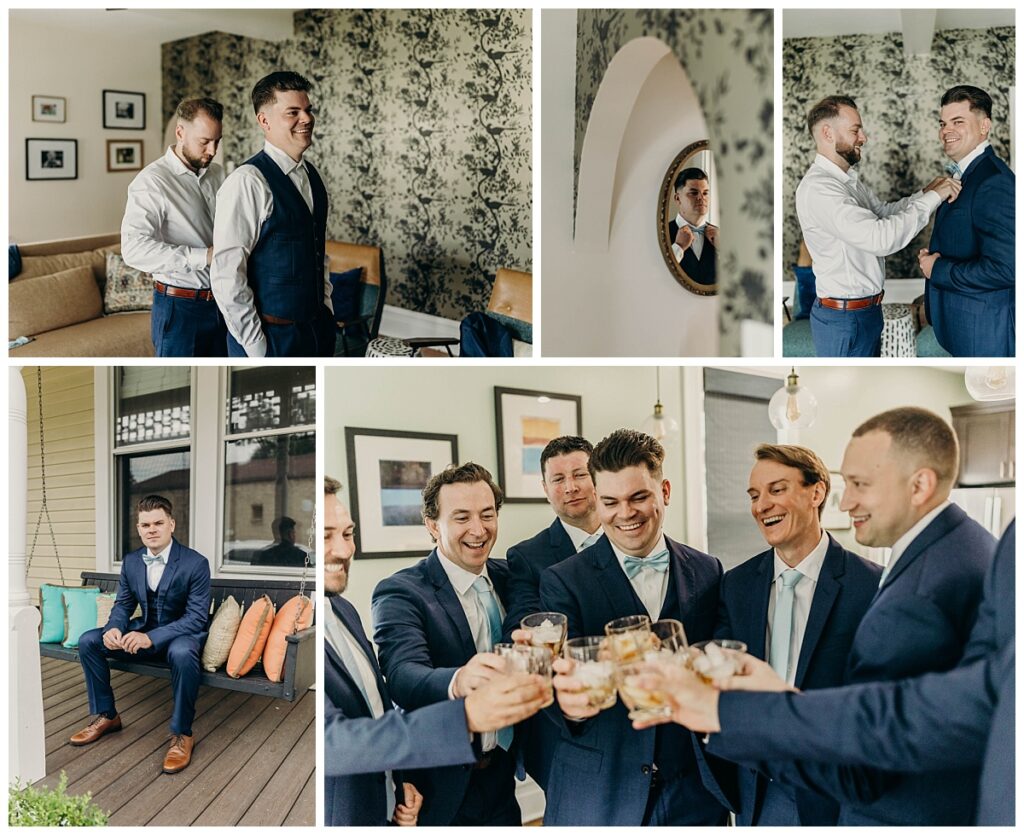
[770, 568, 804, 680]
[473, 576, 512, 750]
[945, 161, 962, 179]
[622, 549, 670, 580]
[878, 556, 894, 588]
[579, 532, 601, 552]
[142, 552, 165, 566]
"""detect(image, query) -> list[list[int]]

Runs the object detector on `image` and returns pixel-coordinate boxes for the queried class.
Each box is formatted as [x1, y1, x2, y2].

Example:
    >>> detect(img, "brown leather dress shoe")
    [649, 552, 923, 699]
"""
[162, 734, 195, 774]
[69, 714, 122, 746]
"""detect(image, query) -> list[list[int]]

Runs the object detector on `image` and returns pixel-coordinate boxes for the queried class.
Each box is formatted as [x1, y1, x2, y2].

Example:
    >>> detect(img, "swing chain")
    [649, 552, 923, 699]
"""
[26, 368, 67, 587]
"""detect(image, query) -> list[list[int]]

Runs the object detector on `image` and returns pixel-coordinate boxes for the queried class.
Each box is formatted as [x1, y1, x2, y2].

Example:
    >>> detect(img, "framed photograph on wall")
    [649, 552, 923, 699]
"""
[107, 139, 143, 172]
[494, 386, 582, 502]
[822, 472, 851, 530]
[25, 138, 78, 181]
[345, 427, 459, 560]
[32, 95, 66, 123]
[103, 89, 145, 129]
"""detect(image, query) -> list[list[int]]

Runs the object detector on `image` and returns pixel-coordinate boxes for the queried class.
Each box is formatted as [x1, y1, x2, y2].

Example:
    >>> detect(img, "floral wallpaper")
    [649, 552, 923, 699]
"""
[574, 9, 775, 354]
[163, 9, 531, 321]
[782, 26, 1014, 278]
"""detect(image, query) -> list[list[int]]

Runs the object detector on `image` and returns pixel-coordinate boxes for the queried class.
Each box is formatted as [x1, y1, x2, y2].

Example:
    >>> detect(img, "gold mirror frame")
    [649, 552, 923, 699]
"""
[657, 139, 716, 296]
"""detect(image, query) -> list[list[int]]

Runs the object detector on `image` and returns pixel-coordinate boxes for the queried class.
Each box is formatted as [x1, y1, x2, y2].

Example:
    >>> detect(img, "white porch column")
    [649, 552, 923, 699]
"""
[9, 366, 46, 783]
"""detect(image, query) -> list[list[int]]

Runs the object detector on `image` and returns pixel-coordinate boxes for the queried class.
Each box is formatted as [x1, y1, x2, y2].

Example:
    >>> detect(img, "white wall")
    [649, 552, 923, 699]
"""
[9, 14, 163, 242]
[326, 366, 688, 626]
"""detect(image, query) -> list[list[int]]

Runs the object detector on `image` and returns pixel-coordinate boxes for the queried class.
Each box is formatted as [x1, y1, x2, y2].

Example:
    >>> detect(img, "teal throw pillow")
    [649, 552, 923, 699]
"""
[62, 587, 101, 648]
[39, 583, 73, 643]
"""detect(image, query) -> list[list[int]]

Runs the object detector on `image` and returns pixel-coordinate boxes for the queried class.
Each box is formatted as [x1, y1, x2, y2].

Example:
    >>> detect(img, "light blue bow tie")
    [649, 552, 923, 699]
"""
[142, 553, 166, 567]
[944, 161, 962, 178]
[623, 549, 670, 579]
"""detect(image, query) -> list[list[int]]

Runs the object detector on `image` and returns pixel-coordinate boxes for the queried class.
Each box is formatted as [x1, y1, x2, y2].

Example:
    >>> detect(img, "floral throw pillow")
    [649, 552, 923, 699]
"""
[104, 252, 152, 313]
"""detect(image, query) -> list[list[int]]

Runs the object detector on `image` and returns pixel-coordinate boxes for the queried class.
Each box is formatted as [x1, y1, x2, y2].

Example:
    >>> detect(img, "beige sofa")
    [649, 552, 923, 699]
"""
[9, 233, 154, 357]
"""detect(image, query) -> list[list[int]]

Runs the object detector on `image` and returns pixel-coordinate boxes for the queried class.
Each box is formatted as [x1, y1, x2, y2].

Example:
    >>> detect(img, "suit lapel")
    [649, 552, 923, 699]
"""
[127, 550, 148, 615]
[659, 539, 693, 621]
[793, 536, 842, 688]
[426, 550, 478, 660]
[746, 551, 774, 660]
[592, 539, 647, 619]
[332, 596, 389, 707]
[156, 539, 182, 600]
[548, 518, 577, 558]
[876, 505, 962, 601]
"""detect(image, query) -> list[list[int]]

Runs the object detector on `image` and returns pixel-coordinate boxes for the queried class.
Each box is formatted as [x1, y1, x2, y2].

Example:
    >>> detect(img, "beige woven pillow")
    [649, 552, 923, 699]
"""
[202, 595, 242, 672]
[95, 593, 118, 628]
[9, 265, 103, 337]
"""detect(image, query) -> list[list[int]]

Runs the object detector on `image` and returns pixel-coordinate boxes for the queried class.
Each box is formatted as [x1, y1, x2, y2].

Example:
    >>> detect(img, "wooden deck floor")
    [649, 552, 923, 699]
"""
[37, 657, 315, 826]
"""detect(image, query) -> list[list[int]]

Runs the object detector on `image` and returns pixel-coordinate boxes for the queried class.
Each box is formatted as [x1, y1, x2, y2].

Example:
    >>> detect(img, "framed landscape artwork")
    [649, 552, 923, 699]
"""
[106, 139, 143, 172]
[32, 95, 66, 123]
[103, 89, 146, 129]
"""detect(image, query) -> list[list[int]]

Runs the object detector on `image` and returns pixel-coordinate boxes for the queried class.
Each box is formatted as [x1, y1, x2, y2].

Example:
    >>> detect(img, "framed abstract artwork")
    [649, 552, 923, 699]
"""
[494, 387, 582, 502]
[344, 427, 458, 560]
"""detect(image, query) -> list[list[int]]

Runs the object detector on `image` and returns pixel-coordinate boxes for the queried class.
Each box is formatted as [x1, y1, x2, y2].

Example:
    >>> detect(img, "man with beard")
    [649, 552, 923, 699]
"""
[668, 168, 718, 285]
[324, 476, 547, 826]
[795, 95, 960, 356]
[121, 97, 227, 356]
[918, 85, 1015, 357]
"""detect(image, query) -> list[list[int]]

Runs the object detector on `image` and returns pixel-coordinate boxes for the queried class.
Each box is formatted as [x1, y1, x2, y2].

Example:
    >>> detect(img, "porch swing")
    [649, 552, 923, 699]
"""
[34, 368, 317, 701]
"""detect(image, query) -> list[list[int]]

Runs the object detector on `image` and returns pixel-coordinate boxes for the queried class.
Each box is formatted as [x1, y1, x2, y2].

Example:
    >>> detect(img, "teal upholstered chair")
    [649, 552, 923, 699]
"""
[326, 241, 386, 357]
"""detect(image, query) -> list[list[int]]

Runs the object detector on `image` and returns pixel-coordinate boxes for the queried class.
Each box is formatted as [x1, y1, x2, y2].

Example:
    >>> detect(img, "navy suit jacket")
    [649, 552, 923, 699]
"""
[712, 503, 996, 825]
[324, 595, 476, 826]
[105, 538, 211, 650]
[538, 535, 728, 826]
[710, 534, 881, 825]
[372, 551, 512, 826]
[926, 144, 1015, 357]
[714, 519, 1014, 825]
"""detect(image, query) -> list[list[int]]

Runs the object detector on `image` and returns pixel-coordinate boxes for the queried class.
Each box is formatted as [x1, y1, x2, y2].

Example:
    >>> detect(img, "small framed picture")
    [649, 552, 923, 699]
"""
[494, 386, 583, 502]
[107, 139, 144, 172]
[32, 95, 66, 123]
[26, 138, 78, 181]
[344, 427, 459, 560]
[822, 472, 851, 530]
[103, 89, 146, 130]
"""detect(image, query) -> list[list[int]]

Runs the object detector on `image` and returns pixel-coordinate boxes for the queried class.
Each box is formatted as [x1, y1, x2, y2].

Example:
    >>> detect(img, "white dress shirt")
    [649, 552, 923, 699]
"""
[121, 147, 223, 290]
[211, 140, 333, 358]
[881, 500, 951, 587]
[438, 550, 504, 752]
[795, 154, 942, 298]
[765, 531, 828, 686]
[949, 140, 990, 180]
[610, 534, 671, 622]
[144, 541, 173, 592]
[671, 213, 707, 262]
[560, 518, 602, 552]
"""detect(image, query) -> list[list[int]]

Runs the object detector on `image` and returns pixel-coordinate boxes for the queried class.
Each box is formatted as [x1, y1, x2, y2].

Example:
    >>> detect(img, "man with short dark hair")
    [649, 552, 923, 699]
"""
[372, 463, 524, 826]
[212, 71, 335, 358]
[71, 495, 211, 774]
[918, 85, 1015, 357]
[542, 429, 729, 826]
[121, 97, 227, 356]
[668, 168, 717, 285]
[796, 95, 960, 356]
[707, 443, 880, 825]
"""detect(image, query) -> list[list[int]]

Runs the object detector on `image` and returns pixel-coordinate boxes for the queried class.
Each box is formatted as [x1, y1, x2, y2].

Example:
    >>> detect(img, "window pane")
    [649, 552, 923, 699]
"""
[118, 450, 191, 556]
[223, 431, 315, 569]
[228, 367, 316, 434]
[116, 367, 191, 446]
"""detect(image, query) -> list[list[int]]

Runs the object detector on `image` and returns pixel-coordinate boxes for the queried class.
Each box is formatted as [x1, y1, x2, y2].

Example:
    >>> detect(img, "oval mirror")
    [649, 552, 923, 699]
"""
[657, 140, 718, 295]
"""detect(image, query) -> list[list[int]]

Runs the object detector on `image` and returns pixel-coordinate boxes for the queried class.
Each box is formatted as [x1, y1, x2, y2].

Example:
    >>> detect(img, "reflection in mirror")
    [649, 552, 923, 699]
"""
[658, 140, 718, 295]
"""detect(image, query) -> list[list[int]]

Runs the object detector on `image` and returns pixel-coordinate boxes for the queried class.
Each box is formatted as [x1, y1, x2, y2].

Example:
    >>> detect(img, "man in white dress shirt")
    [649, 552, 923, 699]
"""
[668, 168, 718, 286]
[121, 97, 227, 357]
[211, 71, 335, 358]
[795, 95, 961, 356]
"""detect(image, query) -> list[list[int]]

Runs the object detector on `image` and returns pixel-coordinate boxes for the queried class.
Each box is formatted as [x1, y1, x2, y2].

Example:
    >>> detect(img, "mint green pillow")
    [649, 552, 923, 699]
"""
[39, 583, 74, 643]
[62, 587, 101, 648]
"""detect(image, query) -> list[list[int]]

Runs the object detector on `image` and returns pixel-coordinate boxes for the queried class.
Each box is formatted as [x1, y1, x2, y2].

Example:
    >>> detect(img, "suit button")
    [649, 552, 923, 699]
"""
[641, 765, 651, 775]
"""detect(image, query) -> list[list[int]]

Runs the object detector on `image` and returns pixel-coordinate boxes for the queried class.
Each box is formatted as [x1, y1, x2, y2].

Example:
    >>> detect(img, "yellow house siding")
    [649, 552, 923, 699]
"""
[21, 366, 96, 602]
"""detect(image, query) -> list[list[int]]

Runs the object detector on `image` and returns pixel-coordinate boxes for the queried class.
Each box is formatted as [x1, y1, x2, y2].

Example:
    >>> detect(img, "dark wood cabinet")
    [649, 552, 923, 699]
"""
[950, 402, 1015, 486]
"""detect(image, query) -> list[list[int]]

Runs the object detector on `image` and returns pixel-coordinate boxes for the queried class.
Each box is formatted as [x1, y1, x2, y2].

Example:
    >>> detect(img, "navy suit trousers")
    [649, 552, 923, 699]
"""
[227, 305, 336, 358]
[78, 627, 203, 735]
[151, 291, 227, 358]
[810, 300, 882, 357]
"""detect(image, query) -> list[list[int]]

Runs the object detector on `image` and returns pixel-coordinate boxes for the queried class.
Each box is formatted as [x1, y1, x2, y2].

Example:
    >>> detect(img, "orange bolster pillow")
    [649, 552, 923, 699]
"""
[263, 595, 314, 683]
[226, 595, 275, 678]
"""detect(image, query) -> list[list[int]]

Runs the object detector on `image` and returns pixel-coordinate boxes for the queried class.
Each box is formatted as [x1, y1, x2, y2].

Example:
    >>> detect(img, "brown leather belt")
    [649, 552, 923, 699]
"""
[818, 293, 884, 311]
[154, 281, 213, 302]
[260, 313, 296, 326]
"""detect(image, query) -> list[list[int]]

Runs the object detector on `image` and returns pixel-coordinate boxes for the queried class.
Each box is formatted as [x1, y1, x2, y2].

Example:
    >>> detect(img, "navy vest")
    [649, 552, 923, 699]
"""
[244, 150, 328, 323]
[143, 585, 160, 632]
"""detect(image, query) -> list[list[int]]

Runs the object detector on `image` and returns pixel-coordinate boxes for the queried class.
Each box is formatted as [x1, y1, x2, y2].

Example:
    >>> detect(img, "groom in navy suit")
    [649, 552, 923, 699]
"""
[71, 495, 211, 774]
[919, 85, 1015, 356]
[711, 443, 880, 825]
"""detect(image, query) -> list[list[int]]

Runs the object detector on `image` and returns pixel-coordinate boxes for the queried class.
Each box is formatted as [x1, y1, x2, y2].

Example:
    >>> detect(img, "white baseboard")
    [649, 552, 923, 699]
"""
[515, 776, 546, 824]
[379, 305, 461, 340]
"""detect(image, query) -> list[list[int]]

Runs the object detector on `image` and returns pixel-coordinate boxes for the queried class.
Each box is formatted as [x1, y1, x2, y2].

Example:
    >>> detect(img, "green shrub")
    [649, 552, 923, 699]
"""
[9, 772, 108, 826]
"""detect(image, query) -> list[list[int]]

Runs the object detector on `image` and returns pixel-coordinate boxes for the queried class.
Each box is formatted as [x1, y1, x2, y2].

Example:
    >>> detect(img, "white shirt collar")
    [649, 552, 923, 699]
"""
[263, 140, 305, 175]
[609, 533, 669, 568]
[560, 518, 601, 551]
[146, 540, 173, 562]
[674, 212, 707, 232]
[888, 500, 951, 569]
[437, 548, 491, 597]
[951, 140, 990, 178]
[812, 152, 855, 184]
[773, 530, 828, 584]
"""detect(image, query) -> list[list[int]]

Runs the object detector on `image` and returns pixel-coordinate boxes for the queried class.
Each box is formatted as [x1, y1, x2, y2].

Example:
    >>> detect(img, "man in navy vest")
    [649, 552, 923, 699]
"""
[212, 71, 335, 358]
[918, 85, 1015, 357]
[668, 168, 718, 286]
[70, 495, 211, 774]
